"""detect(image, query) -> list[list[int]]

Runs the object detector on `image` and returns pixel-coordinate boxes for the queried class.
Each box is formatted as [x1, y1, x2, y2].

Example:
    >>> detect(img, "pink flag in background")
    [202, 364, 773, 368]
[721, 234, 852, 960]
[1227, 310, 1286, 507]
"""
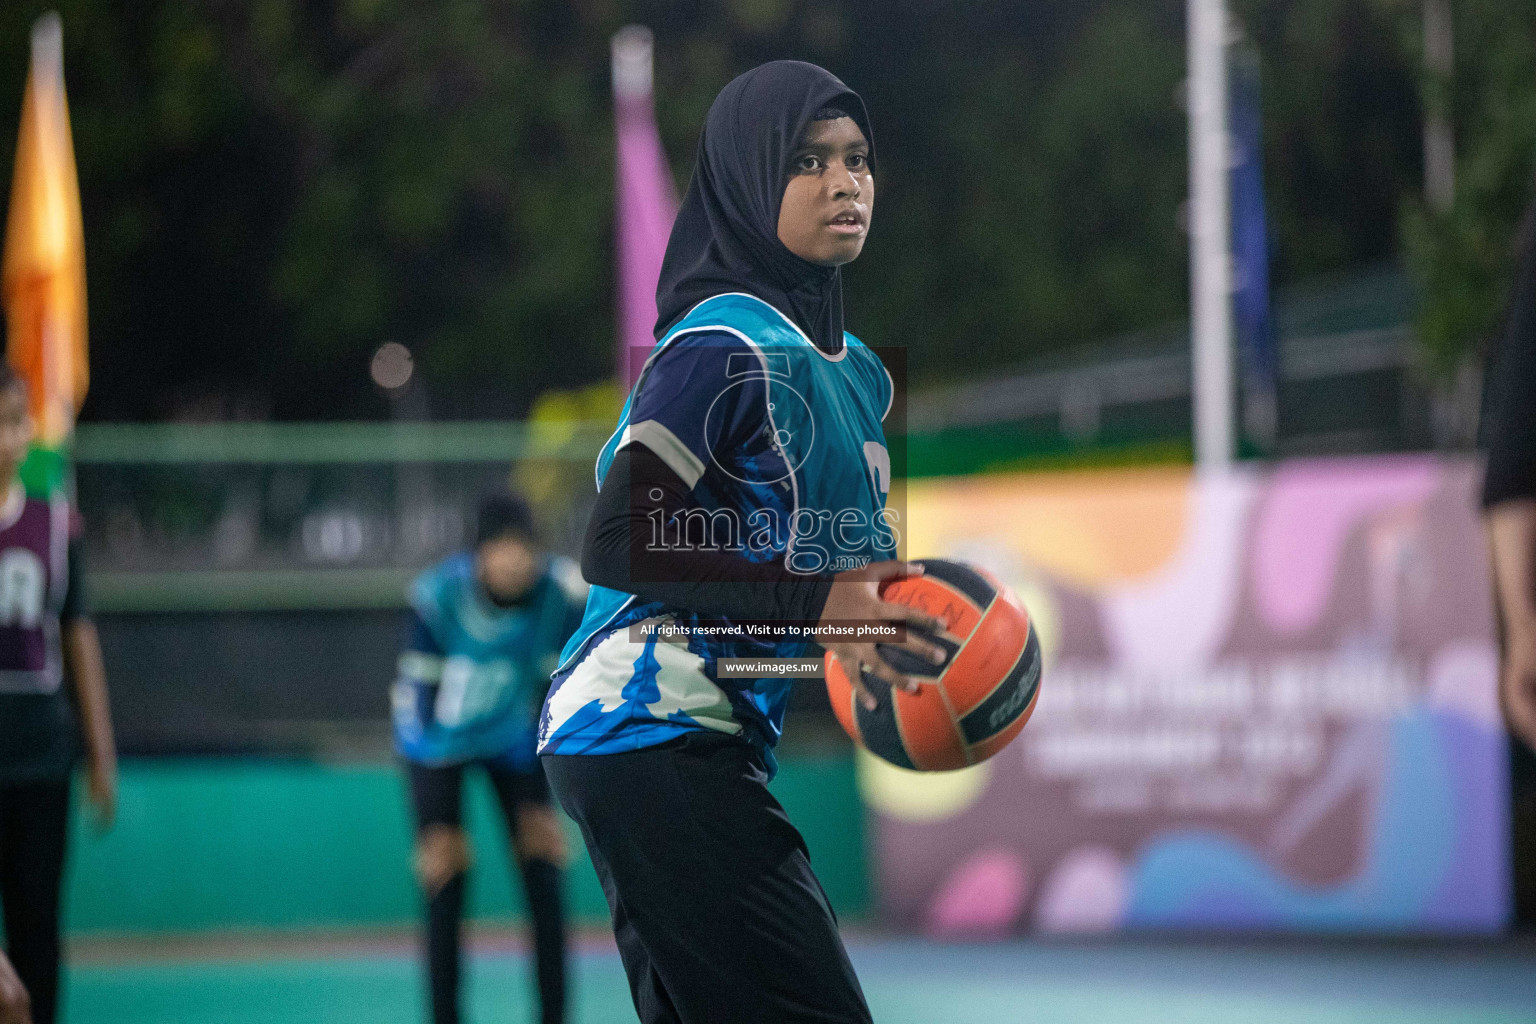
[612, 26, 678, 387]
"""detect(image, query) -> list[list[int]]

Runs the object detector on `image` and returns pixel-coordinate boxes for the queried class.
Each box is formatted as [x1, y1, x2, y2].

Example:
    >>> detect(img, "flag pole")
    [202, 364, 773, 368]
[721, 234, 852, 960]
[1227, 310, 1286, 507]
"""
[612, 26, 655, 389]
[1188, 0, 1234, 469]
[611, 26, 677, 390]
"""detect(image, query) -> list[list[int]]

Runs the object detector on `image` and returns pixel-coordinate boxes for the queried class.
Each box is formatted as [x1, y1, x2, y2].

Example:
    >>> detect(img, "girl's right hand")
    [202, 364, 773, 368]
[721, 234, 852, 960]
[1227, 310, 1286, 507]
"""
[817, 560, 948, 712]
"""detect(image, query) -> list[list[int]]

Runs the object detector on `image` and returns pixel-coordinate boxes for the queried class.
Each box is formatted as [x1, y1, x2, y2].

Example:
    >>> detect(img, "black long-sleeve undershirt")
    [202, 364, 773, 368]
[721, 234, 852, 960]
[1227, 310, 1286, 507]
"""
[580, 444, 834, 624]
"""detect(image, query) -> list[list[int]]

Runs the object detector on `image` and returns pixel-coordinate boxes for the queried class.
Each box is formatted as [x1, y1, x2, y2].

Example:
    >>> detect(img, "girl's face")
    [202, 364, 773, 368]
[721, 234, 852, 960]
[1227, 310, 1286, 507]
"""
[776, 117, 873, 267]
[477, 533, 540, 602]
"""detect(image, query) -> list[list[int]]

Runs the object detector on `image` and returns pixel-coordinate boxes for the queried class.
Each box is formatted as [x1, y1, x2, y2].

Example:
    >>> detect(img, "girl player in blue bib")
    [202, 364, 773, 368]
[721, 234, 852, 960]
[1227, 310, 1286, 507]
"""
[393, 491, 586, 1024]
[539, 62, 947, 1023]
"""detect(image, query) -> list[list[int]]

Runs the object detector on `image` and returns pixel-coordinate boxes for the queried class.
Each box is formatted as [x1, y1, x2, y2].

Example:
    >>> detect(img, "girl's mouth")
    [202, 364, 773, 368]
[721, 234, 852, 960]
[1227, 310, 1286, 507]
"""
[827, 211, 864, 235]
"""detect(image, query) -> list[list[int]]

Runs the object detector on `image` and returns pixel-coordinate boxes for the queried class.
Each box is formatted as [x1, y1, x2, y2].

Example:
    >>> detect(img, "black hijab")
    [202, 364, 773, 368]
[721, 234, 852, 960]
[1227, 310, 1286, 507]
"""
[653, 61, 874, 355]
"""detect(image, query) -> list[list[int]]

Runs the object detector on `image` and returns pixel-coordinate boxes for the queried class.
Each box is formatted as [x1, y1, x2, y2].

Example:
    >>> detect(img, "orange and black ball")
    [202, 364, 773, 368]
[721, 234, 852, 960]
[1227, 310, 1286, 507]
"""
[825, 559, 1041, 771]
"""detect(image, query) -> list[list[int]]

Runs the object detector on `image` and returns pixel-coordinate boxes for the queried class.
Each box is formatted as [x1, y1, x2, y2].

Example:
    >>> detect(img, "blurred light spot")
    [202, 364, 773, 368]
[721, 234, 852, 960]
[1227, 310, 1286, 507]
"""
[371, 342, 414, 390]
[855, 747, 990, 823]
[302, 510, 366, 562]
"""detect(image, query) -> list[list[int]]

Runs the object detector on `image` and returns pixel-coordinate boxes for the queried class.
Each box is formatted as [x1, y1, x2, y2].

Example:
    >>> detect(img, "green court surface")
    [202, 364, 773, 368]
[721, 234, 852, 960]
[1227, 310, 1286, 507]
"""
[63, 937, 1536, 1024]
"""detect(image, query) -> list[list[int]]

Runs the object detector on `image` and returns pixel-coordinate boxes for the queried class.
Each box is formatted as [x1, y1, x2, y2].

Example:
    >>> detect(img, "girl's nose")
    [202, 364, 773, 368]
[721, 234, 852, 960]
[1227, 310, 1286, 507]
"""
[832, 168, 860, 199]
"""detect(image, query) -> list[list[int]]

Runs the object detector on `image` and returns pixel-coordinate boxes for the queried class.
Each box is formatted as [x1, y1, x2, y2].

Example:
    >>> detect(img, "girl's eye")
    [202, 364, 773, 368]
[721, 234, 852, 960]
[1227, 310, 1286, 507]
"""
[848, 153, 867, 169]
[795, 155, 822, 172]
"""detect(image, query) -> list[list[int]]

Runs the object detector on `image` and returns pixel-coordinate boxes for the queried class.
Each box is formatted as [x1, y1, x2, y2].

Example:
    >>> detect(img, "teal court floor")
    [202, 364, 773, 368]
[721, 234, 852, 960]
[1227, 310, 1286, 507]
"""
[65, 935, 1536, 1024]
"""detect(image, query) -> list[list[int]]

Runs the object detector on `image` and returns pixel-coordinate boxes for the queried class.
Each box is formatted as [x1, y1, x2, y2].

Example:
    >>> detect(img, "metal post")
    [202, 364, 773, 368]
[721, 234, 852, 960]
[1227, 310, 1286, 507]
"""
[612, 25, 657, 387]
[1188, 0, 1234, 468]
[1422, 0, 1455, 214]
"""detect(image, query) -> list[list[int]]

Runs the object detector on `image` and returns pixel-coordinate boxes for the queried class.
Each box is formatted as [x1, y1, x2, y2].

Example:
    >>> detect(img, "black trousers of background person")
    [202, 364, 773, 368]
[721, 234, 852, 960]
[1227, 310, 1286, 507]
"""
[0, 777, 71, 1024]
[543, 732, 873, 1024]
[407, 759, 566, 1024]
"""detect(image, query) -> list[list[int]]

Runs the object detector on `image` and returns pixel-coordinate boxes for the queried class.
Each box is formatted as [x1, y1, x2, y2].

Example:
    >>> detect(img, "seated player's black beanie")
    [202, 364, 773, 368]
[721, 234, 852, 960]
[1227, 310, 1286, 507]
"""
[475, 490, 535, 546]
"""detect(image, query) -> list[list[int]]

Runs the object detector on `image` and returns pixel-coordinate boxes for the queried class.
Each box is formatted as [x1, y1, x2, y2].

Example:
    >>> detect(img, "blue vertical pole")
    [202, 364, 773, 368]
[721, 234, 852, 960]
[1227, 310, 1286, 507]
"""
[1229, 41, 1277, 453]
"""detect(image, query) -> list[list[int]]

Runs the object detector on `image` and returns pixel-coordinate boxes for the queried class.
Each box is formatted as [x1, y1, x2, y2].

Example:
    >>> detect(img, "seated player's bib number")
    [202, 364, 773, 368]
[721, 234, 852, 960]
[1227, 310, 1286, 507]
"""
[434, 656, 517, 729]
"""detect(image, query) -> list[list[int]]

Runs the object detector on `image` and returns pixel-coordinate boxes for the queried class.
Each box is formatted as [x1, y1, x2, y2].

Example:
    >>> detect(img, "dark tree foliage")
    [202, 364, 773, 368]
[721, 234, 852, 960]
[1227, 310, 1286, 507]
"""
[1394, 0, 1536, 374]
[0, 0, 1462, 421]
[1234, 0, 1421, 281]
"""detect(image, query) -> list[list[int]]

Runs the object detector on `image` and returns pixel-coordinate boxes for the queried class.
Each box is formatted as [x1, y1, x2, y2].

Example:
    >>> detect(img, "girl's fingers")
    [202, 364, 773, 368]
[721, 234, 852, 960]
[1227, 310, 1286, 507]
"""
[862, 647, 922, 695]
[838, 653, 879, 711]
[895, 633, 948, 666]
[883, 601, 946, 637]
[863, 560, 923, 582]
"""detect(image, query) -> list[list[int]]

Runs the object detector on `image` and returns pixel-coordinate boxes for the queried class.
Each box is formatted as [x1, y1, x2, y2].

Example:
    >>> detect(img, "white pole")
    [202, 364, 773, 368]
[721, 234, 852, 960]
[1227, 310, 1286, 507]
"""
[1188, 0, 1234, 468]
[611, 25, 654, 102]
[1422, 0, 1454, 214]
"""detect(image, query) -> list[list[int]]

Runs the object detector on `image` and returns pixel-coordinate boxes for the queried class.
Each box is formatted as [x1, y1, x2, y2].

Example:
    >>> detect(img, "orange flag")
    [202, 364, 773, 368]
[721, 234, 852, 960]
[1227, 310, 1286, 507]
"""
[3, 12, 88, 455]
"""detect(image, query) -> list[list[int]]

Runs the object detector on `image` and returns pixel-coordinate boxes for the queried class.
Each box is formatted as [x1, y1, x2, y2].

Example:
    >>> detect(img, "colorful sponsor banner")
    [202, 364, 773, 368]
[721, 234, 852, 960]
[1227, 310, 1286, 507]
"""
[869, 457, 1508, 935]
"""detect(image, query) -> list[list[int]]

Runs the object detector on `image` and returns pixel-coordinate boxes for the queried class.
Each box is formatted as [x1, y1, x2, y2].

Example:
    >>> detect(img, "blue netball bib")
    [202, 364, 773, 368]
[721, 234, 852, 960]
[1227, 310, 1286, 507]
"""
[538, 293, 895, 769]
[393, 553, 586, 768]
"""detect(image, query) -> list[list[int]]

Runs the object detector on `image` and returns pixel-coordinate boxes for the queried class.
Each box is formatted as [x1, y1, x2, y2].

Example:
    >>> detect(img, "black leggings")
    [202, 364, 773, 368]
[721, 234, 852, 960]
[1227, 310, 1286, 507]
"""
[0, 777, 70, 1024]
[544, 734, 871, 1024]
[407, 760, 566, 1024]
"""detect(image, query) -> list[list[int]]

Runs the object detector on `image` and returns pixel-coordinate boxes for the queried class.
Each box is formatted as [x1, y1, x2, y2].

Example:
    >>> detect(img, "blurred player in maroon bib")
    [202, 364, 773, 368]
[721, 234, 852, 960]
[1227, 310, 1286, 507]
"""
[0, 359, 116, 1024]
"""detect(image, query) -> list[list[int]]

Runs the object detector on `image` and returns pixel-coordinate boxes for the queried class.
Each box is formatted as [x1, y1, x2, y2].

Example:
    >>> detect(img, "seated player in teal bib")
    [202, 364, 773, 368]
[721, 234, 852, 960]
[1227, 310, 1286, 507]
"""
[540, 62, 947, 1024]
[393, 491, 585, 1024]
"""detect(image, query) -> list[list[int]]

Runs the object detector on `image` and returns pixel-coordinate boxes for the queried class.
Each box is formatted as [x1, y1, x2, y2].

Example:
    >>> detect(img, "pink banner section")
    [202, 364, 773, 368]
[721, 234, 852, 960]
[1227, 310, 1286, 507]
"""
[612, 26, 678, 387]
[879, 457, 1509, 936]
